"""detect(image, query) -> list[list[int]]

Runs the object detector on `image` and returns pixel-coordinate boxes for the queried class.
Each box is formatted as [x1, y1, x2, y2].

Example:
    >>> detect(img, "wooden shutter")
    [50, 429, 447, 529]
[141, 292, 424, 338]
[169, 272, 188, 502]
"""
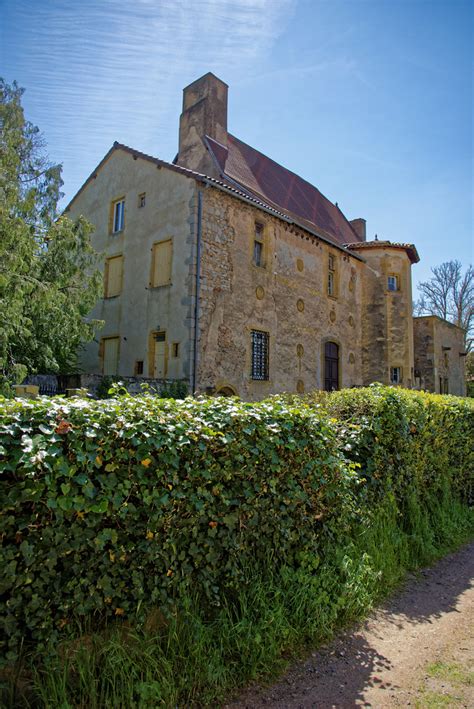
[103, 337, 119, 375]
[105, 256, 123, 297]
[152, 240, 172, 287]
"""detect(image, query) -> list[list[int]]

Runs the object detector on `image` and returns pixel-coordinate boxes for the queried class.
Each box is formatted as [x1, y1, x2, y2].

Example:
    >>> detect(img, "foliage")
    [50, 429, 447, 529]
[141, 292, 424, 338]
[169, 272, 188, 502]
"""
[466, 352, 474, 397]
[158, 378, 189, 399]
[414, 260, 473, 351]
[0, 79, 102, 385]
[0, 386, 473, 705]
[94, 376, 120, 400]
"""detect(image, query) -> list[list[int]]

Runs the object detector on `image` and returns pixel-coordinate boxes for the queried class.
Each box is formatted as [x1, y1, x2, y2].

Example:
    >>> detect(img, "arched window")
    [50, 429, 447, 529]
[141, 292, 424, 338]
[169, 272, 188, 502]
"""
[324, 342, 339, 391]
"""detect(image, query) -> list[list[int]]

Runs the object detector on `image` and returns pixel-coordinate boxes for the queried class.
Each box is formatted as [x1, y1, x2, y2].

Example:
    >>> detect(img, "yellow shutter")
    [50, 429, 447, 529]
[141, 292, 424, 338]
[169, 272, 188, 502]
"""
[105, 256, 123, 297]
[103, 337, 119, 375]
[152, 240, 172, 287]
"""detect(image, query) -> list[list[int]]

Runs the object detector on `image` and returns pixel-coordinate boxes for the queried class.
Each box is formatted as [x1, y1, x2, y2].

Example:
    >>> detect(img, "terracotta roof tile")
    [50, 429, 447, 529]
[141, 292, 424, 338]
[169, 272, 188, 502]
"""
[205, 134, 360, 247]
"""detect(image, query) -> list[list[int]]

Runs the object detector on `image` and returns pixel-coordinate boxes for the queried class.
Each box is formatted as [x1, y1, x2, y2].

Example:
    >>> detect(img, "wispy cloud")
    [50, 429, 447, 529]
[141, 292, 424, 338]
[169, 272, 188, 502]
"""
[3, 0, 295, 199]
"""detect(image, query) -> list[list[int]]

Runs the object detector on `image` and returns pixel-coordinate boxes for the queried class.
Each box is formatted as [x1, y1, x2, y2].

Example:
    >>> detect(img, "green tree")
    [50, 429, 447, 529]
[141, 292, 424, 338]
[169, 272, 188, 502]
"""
[414, 260, 473, 352]
[0, 79, 102, 385]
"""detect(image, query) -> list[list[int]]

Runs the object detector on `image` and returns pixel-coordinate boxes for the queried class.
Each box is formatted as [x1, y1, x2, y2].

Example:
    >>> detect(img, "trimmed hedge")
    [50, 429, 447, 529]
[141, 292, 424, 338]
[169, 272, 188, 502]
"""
[0, 386, 473, 665]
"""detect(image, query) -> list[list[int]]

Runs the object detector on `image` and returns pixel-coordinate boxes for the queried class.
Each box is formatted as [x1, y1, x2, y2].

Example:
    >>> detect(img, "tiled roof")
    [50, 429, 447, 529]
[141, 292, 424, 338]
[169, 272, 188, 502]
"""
[344, 240, 420, 264]
[204, 134, 361, 247]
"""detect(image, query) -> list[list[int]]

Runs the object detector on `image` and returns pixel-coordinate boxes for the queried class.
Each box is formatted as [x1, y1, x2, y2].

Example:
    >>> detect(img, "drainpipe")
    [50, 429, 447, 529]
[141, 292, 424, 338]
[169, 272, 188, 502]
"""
[192, 189, 203, 395]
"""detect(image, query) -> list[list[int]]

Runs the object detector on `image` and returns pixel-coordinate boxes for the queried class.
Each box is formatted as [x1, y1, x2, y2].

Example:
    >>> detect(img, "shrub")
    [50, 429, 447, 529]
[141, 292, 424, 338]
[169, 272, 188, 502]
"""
[0, 394, 355, 664]
[0, 386, 472, 687]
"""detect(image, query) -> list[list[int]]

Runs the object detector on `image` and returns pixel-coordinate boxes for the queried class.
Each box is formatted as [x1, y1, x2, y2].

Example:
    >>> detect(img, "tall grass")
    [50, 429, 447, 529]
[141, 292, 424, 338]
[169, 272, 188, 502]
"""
[4, 486, 473, 708]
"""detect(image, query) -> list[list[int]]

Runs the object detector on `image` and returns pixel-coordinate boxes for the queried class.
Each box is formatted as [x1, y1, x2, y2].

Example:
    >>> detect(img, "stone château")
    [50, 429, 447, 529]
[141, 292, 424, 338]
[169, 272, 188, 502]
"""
[66, 73, 466, 398]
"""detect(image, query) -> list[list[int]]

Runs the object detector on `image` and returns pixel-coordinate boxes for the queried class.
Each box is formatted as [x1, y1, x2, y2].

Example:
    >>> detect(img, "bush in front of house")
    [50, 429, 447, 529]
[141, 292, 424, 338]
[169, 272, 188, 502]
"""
[0, 387, 472, 704]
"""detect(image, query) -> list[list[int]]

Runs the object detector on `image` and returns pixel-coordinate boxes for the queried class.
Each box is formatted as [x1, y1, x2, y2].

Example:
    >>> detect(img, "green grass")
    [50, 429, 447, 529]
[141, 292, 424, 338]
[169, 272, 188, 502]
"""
[426, 662, 474, 687]
[415, 690, 463, 708]
[3, 492, 473, 708]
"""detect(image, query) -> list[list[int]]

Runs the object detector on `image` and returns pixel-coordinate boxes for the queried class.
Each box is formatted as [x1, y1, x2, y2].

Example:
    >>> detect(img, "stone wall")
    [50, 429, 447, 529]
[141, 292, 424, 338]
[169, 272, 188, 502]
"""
[358, 247, 414, 387]
[196, 187, 364, 399]
[25, 373, 189, 397]
[414, 316, 466, 396]
[67, 148, 196, 383]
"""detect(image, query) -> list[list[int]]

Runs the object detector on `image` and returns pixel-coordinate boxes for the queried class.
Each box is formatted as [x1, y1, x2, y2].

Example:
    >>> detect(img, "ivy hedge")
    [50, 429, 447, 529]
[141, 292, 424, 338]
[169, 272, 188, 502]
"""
[0, 386, 473, 666]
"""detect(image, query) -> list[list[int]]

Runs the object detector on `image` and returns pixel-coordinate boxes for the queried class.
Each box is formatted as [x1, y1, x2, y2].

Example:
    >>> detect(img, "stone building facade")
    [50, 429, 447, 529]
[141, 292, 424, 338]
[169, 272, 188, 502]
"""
[414, 316, 466, 396]
[66, 72, 466, 398]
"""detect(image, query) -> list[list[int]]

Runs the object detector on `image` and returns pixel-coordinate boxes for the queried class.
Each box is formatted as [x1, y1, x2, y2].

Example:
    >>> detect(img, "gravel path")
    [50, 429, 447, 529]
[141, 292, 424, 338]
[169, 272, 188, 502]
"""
[226, 542, 474, 708]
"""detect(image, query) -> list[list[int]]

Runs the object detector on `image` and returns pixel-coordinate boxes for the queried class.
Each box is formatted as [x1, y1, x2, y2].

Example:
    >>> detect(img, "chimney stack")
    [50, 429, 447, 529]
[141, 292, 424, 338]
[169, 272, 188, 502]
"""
[350, 218, 367, 241]
[176, 72, 228, 175]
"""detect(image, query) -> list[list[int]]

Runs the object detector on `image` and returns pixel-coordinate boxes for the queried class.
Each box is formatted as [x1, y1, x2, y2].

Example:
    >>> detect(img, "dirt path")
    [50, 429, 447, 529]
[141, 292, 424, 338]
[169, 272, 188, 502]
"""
[227, 542, 474, 708]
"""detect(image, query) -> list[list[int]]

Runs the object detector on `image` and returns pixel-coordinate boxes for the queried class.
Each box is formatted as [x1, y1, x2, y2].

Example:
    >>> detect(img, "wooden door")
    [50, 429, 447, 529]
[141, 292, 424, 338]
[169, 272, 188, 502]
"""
[324, 341, 339, 391]
[153, 332, 167, 378]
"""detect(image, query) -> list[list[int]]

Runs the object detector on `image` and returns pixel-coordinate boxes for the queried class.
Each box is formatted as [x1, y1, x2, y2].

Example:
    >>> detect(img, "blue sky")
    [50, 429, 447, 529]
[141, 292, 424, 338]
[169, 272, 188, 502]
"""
[2, 0, 472, 292]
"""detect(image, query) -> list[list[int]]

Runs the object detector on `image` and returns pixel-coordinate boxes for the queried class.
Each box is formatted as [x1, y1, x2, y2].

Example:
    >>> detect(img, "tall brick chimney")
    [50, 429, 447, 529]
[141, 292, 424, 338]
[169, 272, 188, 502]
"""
[350, 218, 367, 241]
[176, 72, 228, 176]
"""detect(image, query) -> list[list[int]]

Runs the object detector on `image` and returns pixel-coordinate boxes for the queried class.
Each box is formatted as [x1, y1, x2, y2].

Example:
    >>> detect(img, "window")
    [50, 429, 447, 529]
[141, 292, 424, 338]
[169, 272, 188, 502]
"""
[138, 192, 146, 208]
[324, 341, 339, 391]
[390, 367, 402, 384]
[387, 275, 399, 292]
[151, 240, 172, 287]
[327, 254, 337, 296]
[251, 330, 269, 380]
[102, 337, 120, 375]
[253, 223, 264, 267]
[443, 378, 449, 395]
[172, 342, 180, 358]
[104, 255, 123, 298]
[111, 198, 125, 233]
[135, 360, 144, 375]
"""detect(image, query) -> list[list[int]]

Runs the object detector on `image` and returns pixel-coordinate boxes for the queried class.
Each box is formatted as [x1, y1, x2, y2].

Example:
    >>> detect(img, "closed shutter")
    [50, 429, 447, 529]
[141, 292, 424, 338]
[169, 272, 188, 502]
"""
[152, 240, 172, 287]
[105, 256, 123, 297]
[103, 338, 119, 375]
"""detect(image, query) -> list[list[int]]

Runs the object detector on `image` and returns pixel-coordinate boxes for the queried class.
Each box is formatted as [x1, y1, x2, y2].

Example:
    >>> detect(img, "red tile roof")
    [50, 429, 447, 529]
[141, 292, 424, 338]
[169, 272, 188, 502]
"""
[205, 134, 361, 247]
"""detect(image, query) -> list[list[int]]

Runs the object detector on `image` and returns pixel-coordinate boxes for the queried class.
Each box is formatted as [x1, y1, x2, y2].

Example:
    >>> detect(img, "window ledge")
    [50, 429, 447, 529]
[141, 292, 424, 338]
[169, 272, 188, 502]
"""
[149, 282, 172, 290]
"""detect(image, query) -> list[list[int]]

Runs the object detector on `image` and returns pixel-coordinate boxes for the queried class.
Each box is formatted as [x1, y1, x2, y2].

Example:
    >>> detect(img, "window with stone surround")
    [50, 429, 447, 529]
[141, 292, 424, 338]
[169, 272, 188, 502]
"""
[251, 330, 269, 380]
[104, 255, 124, 298]
[387, 274, 399, 291]
[150, 239, 173, 287]
[327, 253, 337, 297]
[111, 198, 125, 233]
[253, 222, 265, 267]
[390, 366, 402, 384]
